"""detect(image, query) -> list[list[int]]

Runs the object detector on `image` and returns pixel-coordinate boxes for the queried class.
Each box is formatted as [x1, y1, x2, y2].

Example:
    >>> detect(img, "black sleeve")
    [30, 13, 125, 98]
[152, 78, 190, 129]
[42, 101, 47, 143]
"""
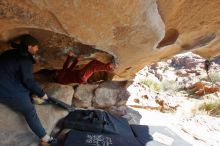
[19, 59, 45, 97]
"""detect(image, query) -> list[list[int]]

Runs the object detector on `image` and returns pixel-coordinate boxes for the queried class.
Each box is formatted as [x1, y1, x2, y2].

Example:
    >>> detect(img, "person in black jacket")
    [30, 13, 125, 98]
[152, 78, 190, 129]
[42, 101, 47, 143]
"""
[204, 59, 211, 73]
[0, 35, 58, 146]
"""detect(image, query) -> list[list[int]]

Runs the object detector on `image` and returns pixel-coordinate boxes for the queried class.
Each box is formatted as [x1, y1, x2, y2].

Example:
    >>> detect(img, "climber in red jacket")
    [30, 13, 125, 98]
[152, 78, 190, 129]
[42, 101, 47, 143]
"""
[55, 51, 114, 84]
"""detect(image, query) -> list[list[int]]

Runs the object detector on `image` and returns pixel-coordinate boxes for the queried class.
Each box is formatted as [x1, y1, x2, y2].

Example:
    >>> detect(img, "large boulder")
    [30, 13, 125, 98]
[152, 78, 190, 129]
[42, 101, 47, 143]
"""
[0, 83, 74, 146]
[73, 84, 98, 108]
[0, 103, 68, 146]
[0, 104, 38, 146]
[72, 81, 130, 109]
[94, 81, 130, 108]
[41, 83, 74, 106]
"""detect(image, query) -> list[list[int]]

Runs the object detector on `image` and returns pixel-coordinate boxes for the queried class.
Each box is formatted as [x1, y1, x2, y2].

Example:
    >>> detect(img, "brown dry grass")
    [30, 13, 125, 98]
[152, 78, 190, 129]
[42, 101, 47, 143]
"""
[199, 101, 220, 117]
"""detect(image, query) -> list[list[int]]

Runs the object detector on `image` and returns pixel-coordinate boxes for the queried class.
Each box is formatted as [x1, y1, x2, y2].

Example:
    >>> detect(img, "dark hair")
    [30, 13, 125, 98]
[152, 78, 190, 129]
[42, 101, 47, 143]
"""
[19, 34, 39, 47]
[11, 34, 39, 49]
[10, 35, 39, 62]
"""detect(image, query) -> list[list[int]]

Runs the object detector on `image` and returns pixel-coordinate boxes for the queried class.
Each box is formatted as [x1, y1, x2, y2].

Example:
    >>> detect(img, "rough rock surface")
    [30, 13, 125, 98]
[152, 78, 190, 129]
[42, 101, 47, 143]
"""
[0, 103, 69, 146]
[72, 81, 130, 109]
[94, 81, 130, 108]
[157, 0, 220, 58]
[73, 84, 98, 108]
[0, 83, 73, 146]
[41, 83, 74, 105]
[0, 0, 219, 79]
[1, 0, 162, 79]
[0, 104, 39, 146]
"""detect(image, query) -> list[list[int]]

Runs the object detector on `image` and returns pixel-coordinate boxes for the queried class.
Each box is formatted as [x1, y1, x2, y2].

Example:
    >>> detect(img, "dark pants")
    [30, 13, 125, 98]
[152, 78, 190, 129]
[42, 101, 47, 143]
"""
[0, 96, 46, 139]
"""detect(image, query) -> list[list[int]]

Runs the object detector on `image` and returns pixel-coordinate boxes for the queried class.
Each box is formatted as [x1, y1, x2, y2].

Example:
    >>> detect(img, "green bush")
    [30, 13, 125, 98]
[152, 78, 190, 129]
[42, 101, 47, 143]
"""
[161, 79, 179, 92]
[209, 72, 220, 82]
[141, 79, 161, 92]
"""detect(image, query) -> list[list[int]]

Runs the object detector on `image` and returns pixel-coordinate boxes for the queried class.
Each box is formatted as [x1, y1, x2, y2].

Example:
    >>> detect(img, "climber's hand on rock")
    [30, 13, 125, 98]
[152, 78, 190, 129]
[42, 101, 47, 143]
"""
[41, 93, 48, 100]
[68, 50, 75, 57]
[77, 55, 85, 61]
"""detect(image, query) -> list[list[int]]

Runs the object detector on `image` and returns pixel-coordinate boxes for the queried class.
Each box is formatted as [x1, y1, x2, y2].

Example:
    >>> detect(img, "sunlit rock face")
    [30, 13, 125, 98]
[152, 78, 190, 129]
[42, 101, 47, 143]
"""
[156, 0, 220, 58]
[0, 0, 219, 79]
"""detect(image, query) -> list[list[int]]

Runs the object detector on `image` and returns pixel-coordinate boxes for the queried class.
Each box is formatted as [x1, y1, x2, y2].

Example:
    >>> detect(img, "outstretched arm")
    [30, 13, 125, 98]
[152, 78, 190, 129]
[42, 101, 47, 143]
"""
[63, 51, 76, 69]
[20, 59, 45, 98]
[63, 55, 72, 70]
[68, 57, 79, 70]
[68, 54, 94, 70]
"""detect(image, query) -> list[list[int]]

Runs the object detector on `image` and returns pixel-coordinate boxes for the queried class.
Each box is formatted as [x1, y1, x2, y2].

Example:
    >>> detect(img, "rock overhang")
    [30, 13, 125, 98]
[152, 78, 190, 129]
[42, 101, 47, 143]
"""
[0, 0, 219, 79]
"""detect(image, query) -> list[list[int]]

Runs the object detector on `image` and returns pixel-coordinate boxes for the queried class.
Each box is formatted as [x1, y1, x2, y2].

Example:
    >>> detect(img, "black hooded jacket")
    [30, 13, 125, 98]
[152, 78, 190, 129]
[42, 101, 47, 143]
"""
[0, 48, 45, 98]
